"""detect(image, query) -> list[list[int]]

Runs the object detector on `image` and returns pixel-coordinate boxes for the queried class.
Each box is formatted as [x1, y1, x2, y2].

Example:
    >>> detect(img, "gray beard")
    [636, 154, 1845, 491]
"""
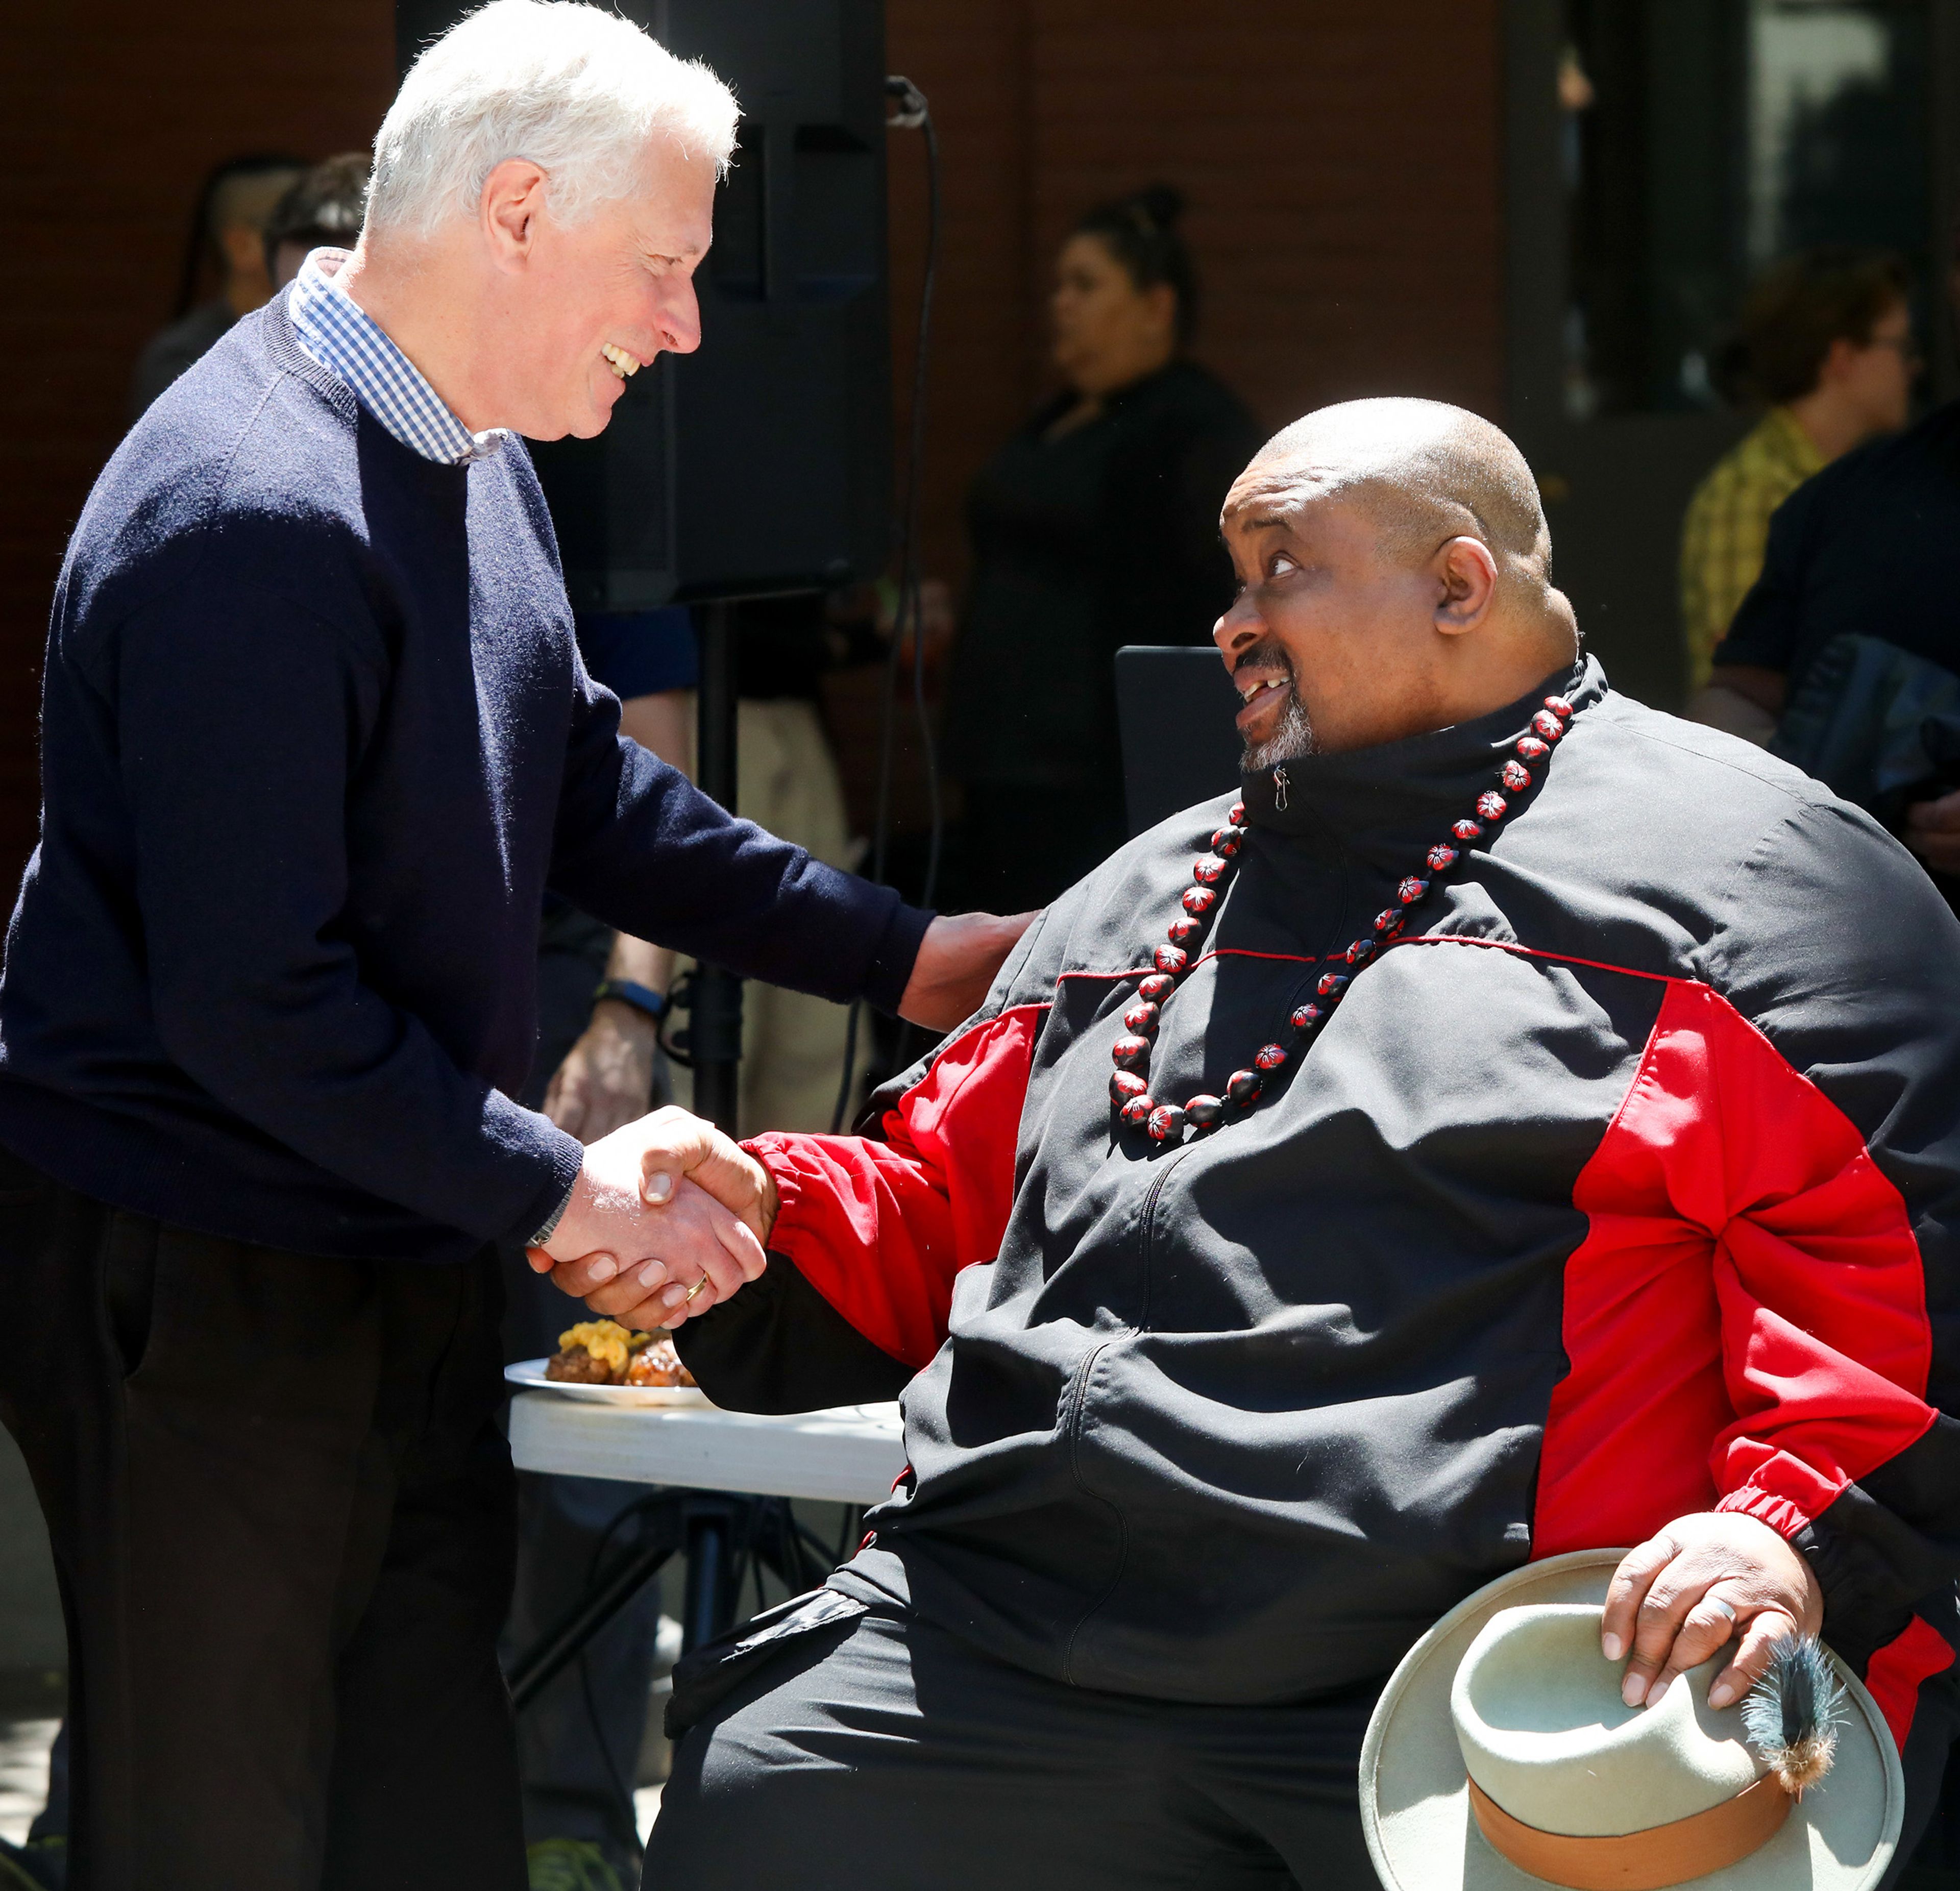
[1242, 689, 1314, 772]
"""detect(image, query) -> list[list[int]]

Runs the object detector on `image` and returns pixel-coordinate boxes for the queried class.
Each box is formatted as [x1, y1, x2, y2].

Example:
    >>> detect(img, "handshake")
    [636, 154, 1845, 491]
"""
[524, 909, 1041, 1324]
[526, 1107, 779, 1331]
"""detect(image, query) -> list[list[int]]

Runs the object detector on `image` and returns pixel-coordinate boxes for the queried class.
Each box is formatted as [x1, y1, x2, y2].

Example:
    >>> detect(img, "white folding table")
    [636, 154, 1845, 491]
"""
[506, 1392, 906, 1504]
[504, 1391, 907, 1682]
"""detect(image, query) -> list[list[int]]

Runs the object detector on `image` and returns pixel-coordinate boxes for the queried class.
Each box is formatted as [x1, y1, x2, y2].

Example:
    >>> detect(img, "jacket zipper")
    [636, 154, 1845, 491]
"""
[1136, 1141, 1196, 1334]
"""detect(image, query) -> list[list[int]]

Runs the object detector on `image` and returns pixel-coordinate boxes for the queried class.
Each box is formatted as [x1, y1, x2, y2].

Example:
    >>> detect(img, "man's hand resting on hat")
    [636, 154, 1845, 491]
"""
[900, 911, 1039, 1031]
[528, 1108, 777, 1331]
[1601, 1512, 1823, 1714]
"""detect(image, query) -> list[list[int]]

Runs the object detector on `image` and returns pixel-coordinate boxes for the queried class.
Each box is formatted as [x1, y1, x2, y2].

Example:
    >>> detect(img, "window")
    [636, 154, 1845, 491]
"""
[1559, 0, 1930, 418]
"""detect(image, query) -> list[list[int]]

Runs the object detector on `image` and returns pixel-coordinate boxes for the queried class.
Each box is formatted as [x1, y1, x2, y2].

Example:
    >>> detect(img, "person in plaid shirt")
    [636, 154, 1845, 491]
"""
[1680, 247, 1916, 691]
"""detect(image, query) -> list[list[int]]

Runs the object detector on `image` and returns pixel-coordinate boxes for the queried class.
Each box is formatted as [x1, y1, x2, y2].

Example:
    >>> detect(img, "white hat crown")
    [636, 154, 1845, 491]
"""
[1450, 1604, 1763, 1838]
[1361, 1550, 1903, 1891]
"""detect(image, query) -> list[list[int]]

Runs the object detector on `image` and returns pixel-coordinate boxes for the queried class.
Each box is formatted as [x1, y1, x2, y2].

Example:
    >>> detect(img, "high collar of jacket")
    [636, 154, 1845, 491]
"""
[1236, 654, 1604, 863]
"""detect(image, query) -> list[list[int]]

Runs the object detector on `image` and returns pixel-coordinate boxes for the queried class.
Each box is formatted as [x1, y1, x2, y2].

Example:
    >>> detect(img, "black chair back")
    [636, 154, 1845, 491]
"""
[1114, 645, 1244, 837]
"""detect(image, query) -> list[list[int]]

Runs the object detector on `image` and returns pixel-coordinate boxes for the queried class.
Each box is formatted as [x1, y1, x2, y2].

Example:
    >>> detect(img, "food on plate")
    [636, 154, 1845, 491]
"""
[544, 1319, 696, 1389]
[625, 1336, 694, 1388]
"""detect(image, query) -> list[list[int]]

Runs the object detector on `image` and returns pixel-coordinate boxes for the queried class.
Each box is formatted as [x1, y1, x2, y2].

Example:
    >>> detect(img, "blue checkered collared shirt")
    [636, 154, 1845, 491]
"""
[288, 249, 508, 466]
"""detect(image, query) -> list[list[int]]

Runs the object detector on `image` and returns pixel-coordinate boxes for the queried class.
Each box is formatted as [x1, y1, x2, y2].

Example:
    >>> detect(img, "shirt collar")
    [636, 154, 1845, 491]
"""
[288, 249, 508, 466]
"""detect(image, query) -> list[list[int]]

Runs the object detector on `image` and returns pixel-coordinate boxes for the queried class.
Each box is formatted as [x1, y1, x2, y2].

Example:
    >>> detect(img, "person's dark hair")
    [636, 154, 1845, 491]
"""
[1718, 246, 1912, 406]
[172, 153, 307, 317]
[1071, 184, 1199, 348]
[264, 154, 373, 276]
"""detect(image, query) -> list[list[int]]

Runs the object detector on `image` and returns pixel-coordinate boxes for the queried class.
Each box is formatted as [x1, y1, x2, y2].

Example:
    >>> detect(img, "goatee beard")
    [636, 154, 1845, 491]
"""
[1243, 689, 1314, 771]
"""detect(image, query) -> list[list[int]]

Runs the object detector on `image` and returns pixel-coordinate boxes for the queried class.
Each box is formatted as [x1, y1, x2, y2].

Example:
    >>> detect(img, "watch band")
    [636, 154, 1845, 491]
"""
[592, 977, 669, 1023]
[527, 1180, 575, 1250]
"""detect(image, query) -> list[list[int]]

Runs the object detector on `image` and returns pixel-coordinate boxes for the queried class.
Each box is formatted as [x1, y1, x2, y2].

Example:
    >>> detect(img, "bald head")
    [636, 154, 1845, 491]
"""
[1213, 399, 1579, 759]
[1230, 398, 1556, 604]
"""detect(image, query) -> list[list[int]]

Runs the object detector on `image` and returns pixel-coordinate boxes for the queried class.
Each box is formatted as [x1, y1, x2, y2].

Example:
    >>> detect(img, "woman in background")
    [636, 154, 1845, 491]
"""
[942, 186, 1260, 915]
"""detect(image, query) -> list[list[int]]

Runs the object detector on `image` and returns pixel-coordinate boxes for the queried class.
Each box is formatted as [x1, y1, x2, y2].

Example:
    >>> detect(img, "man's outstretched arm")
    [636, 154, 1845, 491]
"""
[543, 944, 1051, 1409]
[548, 664, 1031, 1030]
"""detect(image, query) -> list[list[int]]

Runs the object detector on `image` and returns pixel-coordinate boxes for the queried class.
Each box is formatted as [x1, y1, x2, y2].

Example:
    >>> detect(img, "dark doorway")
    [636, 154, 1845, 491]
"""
[1504, 0, 1960, 711]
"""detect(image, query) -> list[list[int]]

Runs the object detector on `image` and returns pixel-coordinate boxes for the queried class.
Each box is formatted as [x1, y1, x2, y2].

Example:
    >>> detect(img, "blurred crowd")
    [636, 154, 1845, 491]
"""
[1682, 234, 1960, 903]
[10, 138, 1957, 1891]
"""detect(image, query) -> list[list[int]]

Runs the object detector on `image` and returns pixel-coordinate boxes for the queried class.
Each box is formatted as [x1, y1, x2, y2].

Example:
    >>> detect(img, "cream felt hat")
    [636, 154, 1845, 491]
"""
[1360, 1550, 1903, 1891]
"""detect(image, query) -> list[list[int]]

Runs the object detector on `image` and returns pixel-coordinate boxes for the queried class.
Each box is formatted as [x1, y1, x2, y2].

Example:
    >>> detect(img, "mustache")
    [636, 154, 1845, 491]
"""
[1232, 639, 1295, 684]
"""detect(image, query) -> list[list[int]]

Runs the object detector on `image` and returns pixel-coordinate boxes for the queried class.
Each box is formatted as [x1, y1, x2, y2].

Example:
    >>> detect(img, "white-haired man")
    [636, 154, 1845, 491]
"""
[0, 5, 1025, 1886]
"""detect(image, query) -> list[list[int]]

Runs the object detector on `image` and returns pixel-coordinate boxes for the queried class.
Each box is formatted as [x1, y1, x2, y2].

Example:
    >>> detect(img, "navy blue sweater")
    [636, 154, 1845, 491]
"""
[0, 298, 928, 1263]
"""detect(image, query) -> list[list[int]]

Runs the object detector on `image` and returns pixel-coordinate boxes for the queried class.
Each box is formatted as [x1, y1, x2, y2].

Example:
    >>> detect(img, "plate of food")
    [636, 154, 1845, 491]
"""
[507, 1319, 712, 1407]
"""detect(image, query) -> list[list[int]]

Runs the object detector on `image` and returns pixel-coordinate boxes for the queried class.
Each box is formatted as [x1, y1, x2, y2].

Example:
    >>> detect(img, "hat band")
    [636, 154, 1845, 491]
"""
[1467, 1774, 1792, 1890]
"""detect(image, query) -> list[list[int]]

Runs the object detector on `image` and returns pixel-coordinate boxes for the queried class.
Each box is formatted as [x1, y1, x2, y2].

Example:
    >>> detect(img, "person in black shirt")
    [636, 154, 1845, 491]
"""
[941, 186, 1261, 913]
[129, 154, 302, 420]
[1711, 244, 1960, 875]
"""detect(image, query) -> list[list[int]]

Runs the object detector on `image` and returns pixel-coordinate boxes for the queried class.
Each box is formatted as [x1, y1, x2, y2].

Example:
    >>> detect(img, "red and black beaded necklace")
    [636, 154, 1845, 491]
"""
[1110, 691, 1578, 1145]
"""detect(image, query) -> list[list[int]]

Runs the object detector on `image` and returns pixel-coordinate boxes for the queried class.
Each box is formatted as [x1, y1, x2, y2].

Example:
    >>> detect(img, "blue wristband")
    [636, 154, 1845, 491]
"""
[593, 978, 669, 1023]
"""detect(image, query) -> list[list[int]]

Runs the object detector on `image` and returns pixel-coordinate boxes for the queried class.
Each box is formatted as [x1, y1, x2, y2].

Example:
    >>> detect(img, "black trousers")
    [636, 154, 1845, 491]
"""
[644, 1591, 1381, 1890]
[0, 1147, 525, 1891]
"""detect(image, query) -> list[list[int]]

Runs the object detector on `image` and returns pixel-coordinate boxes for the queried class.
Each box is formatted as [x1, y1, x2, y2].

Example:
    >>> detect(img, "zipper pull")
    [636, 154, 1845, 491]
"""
[1273, 766, 1289, 810]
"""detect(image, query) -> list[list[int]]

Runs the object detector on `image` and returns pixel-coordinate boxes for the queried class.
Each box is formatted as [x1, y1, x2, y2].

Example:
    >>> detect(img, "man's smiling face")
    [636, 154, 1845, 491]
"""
[510, 136, 716, 440]
[1213, 468, 1458, 763]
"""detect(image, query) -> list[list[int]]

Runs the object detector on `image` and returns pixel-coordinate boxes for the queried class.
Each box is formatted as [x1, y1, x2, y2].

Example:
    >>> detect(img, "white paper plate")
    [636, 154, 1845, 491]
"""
[505, 1357, 712, 1408]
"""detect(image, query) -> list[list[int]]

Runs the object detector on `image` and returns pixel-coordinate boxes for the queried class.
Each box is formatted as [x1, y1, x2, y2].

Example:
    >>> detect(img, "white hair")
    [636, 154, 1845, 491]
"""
[369, 0, 738, 239]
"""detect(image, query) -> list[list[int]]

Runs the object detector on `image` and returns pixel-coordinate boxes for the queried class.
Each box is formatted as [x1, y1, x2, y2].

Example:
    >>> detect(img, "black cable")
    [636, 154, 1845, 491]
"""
[902, 105, 945, 910]
[833, 77, 943, 1132]
[551, 1492, 675, 1844]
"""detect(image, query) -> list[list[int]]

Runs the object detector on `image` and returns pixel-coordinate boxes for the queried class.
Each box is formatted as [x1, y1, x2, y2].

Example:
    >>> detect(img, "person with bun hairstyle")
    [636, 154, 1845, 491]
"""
[941, 185, 1261, 914]
[1679, 247, 1916, 694]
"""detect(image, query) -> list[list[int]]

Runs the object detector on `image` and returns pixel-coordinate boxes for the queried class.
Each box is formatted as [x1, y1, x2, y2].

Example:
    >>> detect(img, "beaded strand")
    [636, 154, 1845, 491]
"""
[1111, 694, 1577, 1145]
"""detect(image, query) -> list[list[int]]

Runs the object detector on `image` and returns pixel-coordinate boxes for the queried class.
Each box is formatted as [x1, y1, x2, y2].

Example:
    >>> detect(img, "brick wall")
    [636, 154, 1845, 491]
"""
[0, 0, 398, 891]
[886, 0, 1507, 588]
[0, 0, 1503, 887]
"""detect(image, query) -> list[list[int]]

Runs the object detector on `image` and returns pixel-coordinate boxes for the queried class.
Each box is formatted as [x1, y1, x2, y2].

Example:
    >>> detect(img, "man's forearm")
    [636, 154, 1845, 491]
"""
[603, 928, 674, 1000]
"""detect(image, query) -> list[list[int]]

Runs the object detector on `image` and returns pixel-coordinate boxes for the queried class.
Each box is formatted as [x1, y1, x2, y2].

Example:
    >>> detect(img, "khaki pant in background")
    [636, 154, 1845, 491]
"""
[670, 696, 870, 1136]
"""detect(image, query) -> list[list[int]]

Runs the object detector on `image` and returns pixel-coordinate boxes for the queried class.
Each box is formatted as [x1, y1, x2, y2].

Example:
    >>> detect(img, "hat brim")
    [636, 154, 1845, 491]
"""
[1359, 1550, 1903, 1891]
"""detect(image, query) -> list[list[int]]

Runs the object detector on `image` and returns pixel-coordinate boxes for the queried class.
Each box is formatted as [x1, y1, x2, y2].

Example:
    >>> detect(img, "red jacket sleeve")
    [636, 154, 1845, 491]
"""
[745, 1002, 1046, 1369]
[1539, 978, 1937, 1556]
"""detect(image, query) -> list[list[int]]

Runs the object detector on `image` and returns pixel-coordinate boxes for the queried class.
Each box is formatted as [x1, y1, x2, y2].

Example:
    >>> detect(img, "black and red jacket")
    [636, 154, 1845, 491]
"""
[678, 658, 1960, 1758]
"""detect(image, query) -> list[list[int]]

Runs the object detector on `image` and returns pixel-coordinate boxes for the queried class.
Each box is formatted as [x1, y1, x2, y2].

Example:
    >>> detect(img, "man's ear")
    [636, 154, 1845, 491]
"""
[1432, 535, 1499, 636]
[481, 158, 549, 272]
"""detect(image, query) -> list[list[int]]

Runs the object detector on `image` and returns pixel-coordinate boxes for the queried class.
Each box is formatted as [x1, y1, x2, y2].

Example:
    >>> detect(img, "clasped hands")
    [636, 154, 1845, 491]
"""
[526, 1106, 777, 1331]
[526, 906, 1035, 1324]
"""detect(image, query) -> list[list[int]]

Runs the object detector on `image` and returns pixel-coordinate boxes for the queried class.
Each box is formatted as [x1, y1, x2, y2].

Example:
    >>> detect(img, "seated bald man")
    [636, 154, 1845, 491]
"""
[573, 400, 1960, 1888]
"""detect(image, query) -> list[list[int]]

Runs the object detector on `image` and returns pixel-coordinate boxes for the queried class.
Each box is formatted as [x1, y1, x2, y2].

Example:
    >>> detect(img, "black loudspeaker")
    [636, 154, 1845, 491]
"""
[394, 0, 892, 605]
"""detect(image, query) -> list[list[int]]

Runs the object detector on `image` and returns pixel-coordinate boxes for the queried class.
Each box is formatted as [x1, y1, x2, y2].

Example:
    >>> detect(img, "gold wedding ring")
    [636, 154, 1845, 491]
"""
[683, 1273, 712, 1305]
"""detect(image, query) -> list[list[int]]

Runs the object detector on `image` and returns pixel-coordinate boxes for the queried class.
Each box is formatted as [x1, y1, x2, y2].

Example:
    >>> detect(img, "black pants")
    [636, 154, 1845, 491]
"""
[0, 1148, 525, 1891]
[644, 1591, 1380, 1890]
